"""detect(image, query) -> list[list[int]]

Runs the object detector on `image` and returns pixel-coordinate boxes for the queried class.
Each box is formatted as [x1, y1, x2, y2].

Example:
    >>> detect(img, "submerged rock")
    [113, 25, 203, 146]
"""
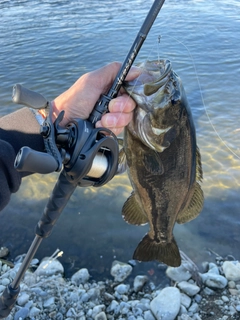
[166, 264, 192, 282]
[0, 246, 9, 258]
[110, 260, 132, 282]
[133, 275, 148, 292]
[71, 268, 90, 285]
[35, 257, 64, 276]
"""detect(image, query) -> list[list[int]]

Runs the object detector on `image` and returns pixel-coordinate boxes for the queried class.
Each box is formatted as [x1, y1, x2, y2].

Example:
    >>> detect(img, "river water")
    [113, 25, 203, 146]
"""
[0, 0, 240, 280]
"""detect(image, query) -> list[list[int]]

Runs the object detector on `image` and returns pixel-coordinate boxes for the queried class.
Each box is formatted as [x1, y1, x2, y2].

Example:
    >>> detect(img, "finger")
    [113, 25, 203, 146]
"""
[96, 111, 133, 129]
[95, 122, 125, 136]
[102, 112, 133, 128]
[92, 62, 141, 91]
[108, 93, 136, 113]
[125, 66, 142, 81]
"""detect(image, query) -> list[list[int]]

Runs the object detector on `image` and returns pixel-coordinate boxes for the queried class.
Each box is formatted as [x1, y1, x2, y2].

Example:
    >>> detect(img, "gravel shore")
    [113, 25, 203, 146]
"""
[1, 248, 240, 320]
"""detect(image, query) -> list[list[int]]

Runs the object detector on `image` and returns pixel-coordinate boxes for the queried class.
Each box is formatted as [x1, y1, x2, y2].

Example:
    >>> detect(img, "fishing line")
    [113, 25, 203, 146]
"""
[160, 34, 240, 161]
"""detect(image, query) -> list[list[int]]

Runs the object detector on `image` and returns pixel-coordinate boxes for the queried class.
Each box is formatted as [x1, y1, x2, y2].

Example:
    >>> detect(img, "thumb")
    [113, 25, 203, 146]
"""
[92, 62, 141, 91]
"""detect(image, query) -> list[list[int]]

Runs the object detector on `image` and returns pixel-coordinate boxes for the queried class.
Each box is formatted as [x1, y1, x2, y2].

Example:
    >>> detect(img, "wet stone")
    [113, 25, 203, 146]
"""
[110, 260, 133, 282]
[71, 268, 90, 285]
[0, 247, 9, 258]
[166, 264, 192, 282]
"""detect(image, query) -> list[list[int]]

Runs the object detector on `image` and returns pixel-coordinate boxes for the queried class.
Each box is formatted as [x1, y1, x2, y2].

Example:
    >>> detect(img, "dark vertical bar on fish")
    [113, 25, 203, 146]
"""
[88, 0, 166, 124]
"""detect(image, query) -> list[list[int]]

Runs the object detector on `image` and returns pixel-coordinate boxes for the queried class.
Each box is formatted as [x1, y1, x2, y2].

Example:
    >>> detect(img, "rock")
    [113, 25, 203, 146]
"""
[43, 296, 55, 308]
[177, 281, 200, 296]
[228, 280, 236, 288]
[208, 263, 219, 275]
[166, 264, 192, 282]
[222, 261, 240, 281]
[17, 292, 30, 306]
[202, 287, 215, 295]
[29, 306, 41, 318]
[110, 260, 132, 282]
[35, 258, 64, 276]
[150, 287, 181, 320]
[115, 284, 130, 295]
[181, 293, 192, 309]
[133, 275, 148, 292]
[0, 285, 5, 293]
[71, 268, 90, 285]
[106, 300, 120, 314]
[144, 310, 155, 320]
[235, 305, 240, 312]
[1, 278, 10, 286]
[14, 307, 29, 320]
[92, 305, 106, 318]
[200, 273, 227, 289]
[95, 311, 107, 320]
[188, 302, 199, 313]
[0, 247, 9, 258]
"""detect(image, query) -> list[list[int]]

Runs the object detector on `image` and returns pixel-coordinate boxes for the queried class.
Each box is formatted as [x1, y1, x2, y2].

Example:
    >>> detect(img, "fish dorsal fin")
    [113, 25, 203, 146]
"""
[176, 182, 204, 224]
[143, 152, 164, 175]
[122, 192, 149, 226]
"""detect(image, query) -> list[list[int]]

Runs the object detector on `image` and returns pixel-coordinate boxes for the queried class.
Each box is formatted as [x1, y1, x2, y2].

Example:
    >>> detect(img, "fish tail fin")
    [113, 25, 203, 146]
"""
[133, 234, 181, 267]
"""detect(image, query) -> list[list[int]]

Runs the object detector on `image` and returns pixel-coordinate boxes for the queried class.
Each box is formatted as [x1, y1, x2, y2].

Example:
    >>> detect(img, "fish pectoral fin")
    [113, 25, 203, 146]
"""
[143, 153, 164, 175]
[133, 234, 181, 267]
[117, 138, 124, 147]
[176, 182, 204, 224]
[117, 147, 127, 175]
[122, 192, 149, 226]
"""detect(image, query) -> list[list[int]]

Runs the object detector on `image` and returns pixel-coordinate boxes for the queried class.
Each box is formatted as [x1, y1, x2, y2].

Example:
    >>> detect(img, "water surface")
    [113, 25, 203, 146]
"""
[0, 0, 240, 281]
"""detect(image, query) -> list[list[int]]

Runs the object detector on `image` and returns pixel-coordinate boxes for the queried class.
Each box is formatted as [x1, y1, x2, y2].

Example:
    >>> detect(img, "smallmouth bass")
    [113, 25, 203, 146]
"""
[121, 59, 204, 267]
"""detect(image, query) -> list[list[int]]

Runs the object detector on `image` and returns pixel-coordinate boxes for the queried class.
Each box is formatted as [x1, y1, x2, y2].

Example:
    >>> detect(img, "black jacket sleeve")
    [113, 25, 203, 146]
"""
[0, 107, 45, 211]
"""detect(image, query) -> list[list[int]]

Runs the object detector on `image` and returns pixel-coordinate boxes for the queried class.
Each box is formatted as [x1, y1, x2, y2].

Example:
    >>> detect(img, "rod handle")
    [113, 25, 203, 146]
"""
[35, 172, 76, 238]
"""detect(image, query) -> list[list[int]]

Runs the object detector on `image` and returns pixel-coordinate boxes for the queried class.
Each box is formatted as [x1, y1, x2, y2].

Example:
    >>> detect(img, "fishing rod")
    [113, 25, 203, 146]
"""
[0, 0, 165, 318]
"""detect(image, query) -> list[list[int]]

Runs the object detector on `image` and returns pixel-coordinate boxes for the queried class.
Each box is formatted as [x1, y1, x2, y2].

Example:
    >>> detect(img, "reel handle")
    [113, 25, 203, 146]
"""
[14, 146, 59, 174]
[12, 84, 48, 109]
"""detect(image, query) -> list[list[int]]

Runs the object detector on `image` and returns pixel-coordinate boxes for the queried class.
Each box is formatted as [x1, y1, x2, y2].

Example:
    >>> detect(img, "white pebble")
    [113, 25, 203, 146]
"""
[150, 287, 181, 320]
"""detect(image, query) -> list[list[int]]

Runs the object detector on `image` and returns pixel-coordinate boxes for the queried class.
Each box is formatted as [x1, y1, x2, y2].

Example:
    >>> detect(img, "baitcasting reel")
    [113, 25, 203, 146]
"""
[12, 84, 119, 187]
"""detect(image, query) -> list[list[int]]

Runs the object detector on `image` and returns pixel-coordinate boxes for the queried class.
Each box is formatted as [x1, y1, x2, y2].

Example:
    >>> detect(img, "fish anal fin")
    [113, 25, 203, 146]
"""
[122, 193, 148, 226]
[133, 234, 181, 267]
[177, 182, 204, 224]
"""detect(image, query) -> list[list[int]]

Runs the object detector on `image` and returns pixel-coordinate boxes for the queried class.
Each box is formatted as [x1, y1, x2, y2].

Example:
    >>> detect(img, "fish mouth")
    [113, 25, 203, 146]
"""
[123, 59, 172, 112]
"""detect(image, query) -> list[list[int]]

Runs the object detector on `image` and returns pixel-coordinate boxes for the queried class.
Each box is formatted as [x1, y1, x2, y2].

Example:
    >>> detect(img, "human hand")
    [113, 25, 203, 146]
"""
[52, 62, 141, 135]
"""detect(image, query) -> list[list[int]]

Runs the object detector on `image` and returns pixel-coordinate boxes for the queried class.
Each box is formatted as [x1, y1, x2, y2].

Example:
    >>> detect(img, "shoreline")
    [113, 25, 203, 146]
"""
[1, 250, 240, 320]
